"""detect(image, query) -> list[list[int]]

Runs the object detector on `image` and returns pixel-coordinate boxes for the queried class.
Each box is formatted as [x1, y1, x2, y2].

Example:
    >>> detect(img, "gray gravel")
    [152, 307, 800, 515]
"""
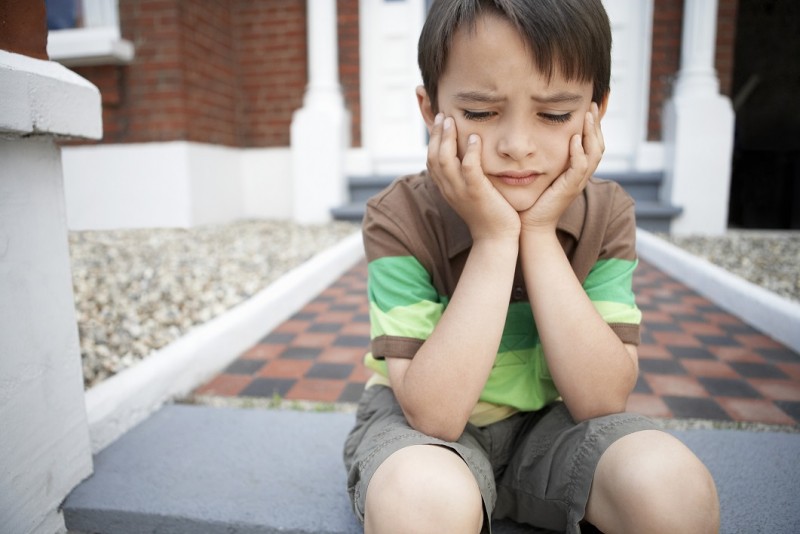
[659, 230, 800, 303]
[69, 220, 359, 388]
[69, 223, 797, 389]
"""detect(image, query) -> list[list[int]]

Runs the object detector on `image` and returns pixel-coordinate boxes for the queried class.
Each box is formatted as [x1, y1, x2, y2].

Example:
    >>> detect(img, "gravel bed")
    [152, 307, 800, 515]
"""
[69, 220, 359, 388]
[70, 223, 797, 389]
[658, 230, 800, 303]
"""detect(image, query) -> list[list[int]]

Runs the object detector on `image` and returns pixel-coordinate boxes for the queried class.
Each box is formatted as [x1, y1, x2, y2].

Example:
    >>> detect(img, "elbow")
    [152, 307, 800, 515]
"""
[405, 410, 468, 443]
[568, 391, 631, 423]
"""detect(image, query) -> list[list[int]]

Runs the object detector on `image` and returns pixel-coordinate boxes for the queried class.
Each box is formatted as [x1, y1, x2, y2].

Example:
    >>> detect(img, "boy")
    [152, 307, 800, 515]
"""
[344, 1, 720, 532]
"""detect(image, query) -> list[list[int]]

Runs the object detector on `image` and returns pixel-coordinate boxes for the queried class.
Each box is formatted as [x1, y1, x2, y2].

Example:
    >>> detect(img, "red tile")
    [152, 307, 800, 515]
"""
[709, 346, 765, 363]
[194, 374, 251, 396]
[680, 322, 726, 336]
[241, 344, 284, 360]
[316, 311, 356, 323]
[642, 310, 674, 324]
[626, 393, 672, 418]
[659, 303, 697, 315]
[302, 301, 333, 313]
[274, 320, 311, 334]
[637, 344, 673, 360]
[750, 379, 800, 401]
[341, 322, 371, 336]
[705, 312, 744, 326]
[680, 359, 739, 379]
[776, 362, 800, 381]
[645, 374, 708, 397]
[318, 346, 368, 364]
[734, 334, 785, 349]
[716, 397, 796, 425]
[652, 331, 702, 347]
[258, 359, 313, 379]
[285, 379, 346, 402]
[348, 364, 374, 383]
[290, 332, 338, 348]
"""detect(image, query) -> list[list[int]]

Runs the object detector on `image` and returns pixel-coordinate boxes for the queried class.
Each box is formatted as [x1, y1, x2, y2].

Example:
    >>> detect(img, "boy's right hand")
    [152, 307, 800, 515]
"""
[427, 113, 521, 243]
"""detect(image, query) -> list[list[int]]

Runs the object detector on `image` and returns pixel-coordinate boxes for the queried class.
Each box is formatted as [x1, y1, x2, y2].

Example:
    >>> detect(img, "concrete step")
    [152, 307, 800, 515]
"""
[63, 404, 800, 534]
[332, 173, 680, 231]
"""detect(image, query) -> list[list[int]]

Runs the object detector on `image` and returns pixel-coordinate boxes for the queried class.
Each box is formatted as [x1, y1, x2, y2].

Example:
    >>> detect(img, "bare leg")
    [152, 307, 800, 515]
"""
[585, 430, 720, 534]
[364, 444, 484, 534]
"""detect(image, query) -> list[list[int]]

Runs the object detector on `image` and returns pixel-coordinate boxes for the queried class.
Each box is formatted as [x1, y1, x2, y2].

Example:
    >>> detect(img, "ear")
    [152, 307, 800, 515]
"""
[416, 85, 436, 133]
[597, 90, 610, 121]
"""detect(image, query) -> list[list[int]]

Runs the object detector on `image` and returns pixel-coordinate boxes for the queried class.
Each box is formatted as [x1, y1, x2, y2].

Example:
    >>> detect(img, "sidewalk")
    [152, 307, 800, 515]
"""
[193, 258, 800, 427]
[64, 247, 800, 534]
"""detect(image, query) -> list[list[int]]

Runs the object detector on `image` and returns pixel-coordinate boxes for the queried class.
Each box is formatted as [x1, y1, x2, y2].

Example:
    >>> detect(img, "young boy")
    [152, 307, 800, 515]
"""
[344, 1, 720, 532]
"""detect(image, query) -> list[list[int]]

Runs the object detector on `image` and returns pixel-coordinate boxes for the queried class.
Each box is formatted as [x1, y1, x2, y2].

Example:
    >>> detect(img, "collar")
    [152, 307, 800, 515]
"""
[425, 173, 587, 259]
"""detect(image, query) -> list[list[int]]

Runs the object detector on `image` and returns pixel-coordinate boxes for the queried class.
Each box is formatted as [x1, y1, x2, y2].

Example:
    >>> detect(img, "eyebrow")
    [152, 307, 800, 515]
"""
[452, 90, 583, 105]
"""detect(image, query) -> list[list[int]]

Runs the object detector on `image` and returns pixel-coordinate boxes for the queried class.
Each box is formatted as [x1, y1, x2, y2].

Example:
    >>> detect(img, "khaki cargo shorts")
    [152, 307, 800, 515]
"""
[343, 385, 659, 534]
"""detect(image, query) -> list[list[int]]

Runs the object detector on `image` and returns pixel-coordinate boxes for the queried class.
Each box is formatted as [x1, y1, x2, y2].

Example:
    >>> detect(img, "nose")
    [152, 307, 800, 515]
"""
[496, 116, 536, 161]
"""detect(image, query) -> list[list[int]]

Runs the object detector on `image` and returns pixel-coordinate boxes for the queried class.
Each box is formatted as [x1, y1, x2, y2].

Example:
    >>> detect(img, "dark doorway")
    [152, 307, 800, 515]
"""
[728, 0, 800, 229]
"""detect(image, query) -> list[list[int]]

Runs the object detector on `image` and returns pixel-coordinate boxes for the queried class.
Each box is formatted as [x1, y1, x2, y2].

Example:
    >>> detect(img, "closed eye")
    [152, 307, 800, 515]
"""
[462, 110, 495, 122]
[539, 112, 572, 124]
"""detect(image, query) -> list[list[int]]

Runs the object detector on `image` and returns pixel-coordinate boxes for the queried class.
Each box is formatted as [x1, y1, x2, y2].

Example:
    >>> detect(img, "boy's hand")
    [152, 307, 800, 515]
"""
[520, 103, 605, 233]
[427, 113, 520, 242]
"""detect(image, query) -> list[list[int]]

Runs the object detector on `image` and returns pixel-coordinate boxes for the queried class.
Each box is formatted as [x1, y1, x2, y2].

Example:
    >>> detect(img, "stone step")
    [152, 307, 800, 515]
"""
[63, 404, 800, 534]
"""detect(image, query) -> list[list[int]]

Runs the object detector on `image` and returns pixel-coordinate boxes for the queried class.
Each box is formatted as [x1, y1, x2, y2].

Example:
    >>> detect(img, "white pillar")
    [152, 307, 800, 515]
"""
[661, 0, 735, 235]
[291, 0, 351, 224]
[0, 50, 101, 533]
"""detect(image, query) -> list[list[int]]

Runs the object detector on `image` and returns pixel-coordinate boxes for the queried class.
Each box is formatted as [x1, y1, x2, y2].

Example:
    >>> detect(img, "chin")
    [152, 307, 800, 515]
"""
[500, 190, 541, 212]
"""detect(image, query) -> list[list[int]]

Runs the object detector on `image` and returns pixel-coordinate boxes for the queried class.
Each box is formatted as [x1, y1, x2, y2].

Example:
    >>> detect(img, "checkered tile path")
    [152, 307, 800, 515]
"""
[194, 259, 800, 427]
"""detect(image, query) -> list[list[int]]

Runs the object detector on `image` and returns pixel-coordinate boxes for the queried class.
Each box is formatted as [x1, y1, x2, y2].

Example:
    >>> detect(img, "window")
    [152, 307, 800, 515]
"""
[46, 0, 134, 66]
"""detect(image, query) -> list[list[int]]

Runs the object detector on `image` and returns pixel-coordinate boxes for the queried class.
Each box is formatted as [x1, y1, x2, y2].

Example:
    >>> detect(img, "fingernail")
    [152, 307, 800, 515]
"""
[434, 113, 443, 126]
[587, 111, 595, 125]
[469, 134, 478, 144]
[444, 117, 453, 130]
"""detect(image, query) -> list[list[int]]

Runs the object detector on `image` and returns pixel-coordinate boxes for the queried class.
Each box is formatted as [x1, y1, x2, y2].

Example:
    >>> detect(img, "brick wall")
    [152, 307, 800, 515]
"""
[72, 0, 360, 148]
[648, 0, 739, 141]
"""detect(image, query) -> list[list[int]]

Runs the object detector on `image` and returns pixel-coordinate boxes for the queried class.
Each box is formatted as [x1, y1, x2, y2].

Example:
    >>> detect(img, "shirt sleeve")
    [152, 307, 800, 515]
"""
[584, 188, 642, 345]
[362, 198, 444, 360]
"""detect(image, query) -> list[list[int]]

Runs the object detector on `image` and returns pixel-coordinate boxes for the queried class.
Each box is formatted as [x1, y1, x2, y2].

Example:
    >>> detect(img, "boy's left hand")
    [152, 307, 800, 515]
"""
[520, 102, 605, 233]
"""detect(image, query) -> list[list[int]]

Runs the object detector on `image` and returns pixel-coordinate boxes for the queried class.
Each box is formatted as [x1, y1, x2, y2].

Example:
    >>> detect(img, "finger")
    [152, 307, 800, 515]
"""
[582, 103, 605, 162]
[435, 116, 464, 191]
[566, 133, 590, 188]
[426, 112, 445, 171]
[461, 133, 484, 186]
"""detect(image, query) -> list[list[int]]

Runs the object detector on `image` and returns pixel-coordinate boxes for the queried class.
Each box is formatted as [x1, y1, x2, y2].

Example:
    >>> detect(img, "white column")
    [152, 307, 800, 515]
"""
[291, 0, 351, 224]
[0, 50, 101, 534]
[661, 0, 735, 235]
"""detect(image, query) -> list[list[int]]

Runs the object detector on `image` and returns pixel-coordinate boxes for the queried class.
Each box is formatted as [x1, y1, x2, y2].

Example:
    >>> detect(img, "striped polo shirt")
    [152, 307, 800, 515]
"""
[362, 171, 642, 422]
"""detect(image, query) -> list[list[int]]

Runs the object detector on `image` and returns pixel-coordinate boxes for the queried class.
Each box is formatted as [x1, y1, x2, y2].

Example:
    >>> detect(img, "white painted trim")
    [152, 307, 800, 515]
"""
[85, 231, 365, 453]
[48, 26, 134, 67]
[636, 229, 800, 353]
[0, 50, 101, 138]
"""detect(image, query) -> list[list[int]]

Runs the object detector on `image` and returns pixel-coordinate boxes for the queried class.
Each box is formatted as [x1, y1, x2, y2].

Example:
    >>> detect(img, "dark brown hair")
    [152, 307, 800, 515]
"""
[418, 0, 612, 111]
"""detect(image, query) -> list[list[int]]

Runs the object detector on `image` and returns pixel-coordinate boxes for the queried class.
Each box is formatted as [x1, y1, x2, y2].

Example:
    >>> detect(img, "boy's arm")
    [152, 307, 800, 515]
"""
[386, 115, 519, 442]
[520, 106, 638, 421]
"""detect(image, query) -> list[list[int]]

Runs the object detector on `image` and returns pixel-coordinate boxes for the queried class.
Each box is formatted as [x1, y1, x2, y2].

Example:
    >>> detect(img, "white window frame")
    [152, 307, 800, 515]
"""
[47, 0, 134, 67]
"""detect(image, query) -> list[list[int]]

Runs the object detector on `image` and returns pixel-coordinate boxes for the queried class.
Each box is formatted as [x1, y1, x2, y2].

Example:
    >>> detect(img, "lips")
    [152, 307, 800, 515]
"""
[491, 171, 542, 186]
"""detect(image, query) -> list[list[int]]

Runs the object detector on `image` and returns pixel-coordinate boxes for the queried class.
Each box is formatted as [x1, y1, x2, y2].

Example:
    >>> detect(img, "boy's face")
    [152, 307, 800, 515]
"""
[417, 12, 608, 212]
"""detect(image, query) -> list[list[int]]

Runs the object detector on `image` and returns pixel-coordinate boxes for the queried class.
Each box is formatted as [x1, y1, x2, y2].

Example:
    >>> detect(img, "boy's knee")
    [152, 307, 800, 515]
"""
[589, 430, 719, 534]
[364, 445, 484, 534]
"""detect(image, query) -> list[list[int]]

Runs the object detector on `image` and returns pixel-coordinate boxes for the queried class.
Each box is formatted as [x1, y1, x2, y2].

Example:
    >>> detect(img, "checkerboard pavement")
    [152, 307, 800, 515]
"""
[194, 259, 800, 427]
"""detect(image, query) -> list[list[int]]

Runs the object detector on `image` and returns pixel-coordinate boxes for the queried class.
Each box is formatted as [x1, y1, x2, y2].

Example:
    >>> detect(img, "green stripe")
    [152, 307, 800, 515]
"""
[369, 300, 444, 339]
[583, 258, 637, 305]
[368, 256, 437, 311]
[593, 300, 642, 324]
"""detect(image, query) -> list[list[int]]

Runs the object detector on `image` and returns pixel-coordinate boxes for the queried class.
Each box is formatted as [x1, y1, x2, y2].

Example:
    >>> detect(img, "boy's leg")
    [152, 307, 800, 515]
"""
[585, 429, 720, 534]
[344, 386, 495, 533]
[364, 444, 483, 534]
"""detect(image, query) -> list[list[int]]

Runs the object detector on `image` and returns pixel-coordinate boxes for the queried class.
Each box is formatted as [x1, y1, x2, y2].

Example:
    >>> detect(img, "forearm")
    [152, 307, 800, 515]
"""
[390, 238, 518, 441]
[520, 230, 637, 421]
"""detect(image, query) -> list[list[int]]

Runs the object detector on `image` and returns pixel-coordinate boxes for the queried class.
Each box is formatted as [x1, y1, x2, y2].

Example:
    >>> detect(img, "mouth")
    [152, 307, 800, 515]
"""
[490, 171, 542, 186]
